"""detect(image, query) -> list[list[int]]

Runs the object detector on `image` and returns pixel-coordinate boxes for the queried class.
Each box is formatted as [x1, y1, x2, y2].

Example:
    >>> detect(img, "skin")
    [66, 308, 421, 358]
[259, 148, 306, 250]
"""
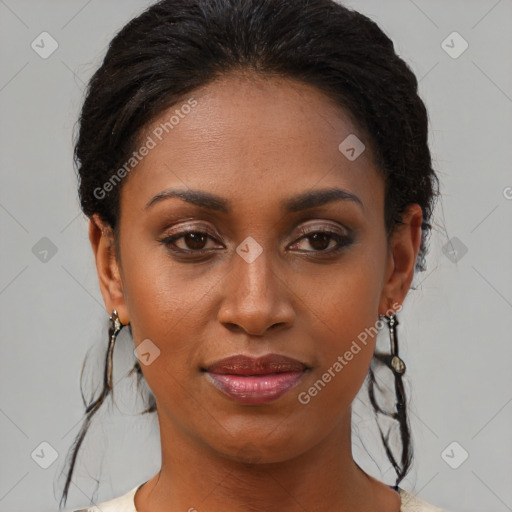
[89, 72, 422, 512]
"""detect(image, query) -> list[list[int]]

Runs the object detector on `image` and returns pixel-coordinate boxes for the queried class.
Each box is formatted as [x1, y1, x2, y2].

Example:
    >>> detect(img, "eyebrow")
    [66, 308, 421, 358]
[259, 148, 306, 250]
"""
[144, 187, 364, 213]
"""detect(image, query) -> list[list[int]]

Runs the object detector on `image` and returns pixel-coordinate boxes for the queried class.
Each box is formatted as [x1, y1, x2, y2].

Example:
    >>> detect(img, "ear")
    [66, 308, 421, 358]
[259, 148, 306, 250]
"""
[378, 204, 423, 315]
[88, 214, 130, 325]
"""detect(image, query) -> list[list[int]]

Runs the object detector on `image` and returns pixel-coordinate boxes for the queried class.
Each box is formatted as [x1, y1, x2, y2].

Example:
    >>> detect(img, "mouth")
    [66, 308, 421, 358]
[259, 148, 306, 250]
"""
[202, 354, 309, 405]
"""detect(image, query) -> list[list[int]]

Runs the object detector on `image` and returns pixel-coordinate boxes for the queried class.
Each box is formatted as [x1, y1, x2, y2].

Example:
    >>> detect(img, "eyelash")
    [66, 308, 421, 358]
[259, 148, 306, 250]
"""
[159, 225, 354, 258]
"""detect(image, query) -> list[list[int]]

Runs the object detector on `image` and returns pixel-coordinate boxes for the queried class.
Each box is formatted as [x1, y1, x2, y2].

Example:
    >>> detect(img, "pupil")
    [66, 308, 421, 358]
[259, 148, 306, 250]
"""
[186, 232, 206, 250]
[309, 233, 330, 250]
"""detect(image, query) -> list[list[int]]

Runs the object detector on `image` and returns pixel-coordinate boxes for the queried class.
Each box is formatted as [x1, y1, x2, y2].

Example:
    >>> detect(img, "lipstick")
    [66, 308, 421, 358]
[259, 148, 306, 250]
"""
[203, 354, 307, 405]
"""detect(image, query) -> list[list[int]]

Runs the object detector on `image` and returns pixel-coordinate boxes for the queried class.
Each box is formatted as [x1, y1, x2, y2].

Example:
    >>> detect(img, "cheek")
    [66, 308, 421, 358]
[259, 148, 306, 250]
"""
[118, 247, 208, 387]
[296, 251, 385, 404]
[309, 248, 385, 338]
[120, 236, 209, 331]
[296, 298, 379, 423]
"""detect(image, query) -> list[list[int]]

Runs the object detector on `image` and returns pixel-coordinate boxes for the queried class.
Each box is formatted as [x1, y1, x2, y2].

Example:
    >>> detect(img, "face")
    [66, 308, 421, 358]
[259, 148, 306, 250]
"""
[90, 72, 422, 464]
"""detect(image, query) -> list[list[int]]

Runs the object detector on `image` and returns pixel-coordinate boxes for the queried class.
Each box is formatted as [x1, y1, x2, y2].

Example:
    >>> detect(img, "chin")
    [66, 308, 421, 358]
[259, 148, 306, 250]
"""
[207, 427, 315, 466]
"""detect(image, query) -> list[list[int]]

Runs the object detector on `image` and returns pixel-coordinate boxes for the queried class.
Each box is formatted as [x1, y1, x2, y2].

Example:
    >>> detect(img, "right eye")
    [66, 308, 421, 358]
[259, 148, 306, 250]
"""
[160, 229, 223, 254]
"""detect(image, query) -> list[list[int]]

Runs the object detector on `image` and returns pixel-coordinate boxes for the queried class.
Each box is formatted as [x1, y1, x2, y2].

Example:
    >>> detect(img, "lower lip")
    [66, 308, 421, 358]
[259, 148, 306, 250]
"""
[205, 371, 306, 404]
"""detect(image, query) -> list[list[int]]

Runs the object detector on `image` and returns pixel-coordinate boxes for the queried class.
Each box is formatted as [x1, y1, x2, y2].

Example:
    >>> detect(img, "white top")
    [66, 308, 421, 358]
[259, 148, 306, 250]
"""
[74, 482, 447, 512]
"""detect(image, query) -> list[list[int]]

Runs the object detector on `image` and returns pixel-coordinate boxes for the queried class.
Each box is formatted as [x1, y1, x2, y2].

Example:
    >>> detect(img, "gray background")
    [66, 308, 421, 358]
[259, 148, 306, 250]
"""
[1, 0, 511, 511]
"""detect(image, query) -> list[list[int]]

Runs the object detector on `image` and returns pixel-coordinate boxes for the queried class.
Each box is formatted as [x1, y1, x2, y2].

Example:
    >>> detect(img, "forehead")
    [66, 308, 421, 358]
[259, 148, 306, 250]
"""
[121, 72, 383, 217]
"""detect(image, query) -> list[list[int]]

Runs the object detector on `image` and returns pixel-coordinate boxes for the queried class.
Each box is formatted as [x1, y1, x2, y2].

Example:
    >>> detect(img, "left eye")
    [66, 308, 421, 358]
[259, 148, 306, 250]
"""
[289, 229, 352, 253]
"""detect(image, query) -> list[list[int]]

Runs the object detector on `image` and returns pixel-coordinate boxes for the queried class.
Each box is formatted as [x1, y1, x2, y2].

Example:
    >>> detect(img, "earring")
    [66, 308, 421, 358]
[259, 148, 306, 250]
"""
[370, 312, 411, 489]
[378, 313, 406, 375]
[106, 309, 125, 391]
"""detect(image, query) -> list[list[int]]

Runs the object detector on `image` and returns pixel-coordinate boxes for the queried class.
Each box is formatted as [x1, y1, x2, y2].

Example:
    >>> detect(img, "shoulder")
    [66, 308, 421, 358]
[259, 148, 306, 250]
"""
[73, 484, 140, 512]
[73, 483, 447, 512]
[398, 488, 447, 512]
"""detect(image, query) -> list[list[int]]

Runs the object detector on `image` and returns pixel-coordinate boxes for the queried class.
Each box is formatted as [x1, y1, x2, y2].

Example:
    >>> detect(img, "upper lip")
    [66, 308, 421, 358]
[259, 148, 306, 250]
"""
[204, 354, 307, 375]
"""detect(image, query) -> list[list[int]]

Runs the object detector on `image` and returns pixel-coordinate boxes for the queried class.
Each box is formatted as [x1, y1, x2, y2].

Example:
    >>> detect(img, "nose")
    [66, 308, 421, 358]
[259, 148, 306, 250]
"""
[217, 242, 295, 337]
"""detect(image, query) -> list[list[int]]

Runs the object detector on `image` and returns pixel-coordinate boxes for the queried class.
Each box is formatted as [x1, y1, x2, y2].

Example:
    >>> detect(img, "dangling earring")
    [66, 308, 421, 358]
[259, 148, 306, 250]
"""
[106, 309, 125, 393]
[384, 313, 406, 375]
[371, 311, 412, 490]
[377, 313, 406, 375]
[375, 311, 408, 422]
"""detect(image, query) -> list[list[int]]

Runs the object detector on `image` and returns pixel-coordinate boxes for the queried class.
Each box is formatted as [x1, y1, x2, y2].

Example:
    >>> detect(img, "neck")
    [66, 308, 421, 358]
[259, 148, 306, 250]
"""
[135, 407, 401, 512]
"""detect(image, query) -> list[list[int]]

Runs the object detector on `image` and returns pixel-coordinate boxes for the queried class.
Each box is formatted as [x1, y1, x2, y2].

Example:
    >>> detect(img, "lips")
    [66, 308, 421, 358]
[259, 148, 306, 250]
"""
[204, 354, 307, 375]
[203, 354, 308, 405]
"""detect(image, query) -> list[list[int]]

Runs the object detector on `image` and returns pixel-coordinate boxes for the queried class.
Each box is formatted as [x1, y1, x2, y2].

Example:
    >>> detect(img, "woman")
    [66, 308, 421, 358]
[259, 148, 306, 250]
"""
[61, 0, 445, 510]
